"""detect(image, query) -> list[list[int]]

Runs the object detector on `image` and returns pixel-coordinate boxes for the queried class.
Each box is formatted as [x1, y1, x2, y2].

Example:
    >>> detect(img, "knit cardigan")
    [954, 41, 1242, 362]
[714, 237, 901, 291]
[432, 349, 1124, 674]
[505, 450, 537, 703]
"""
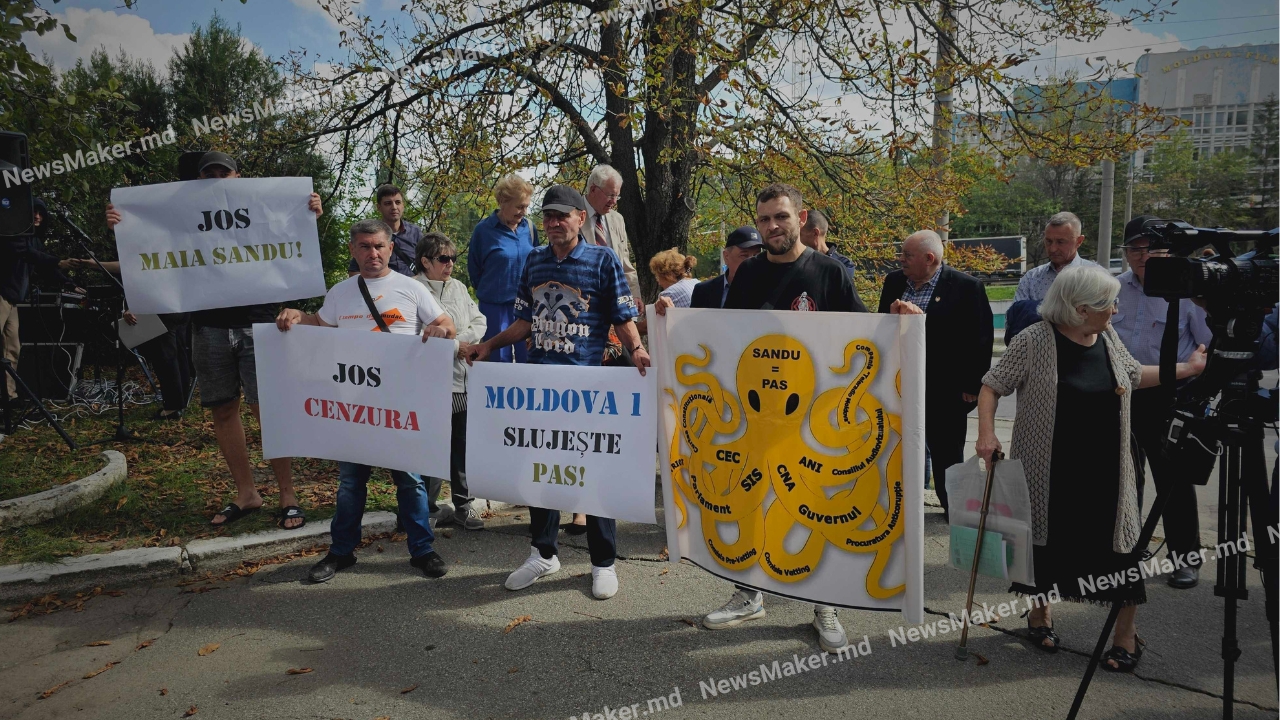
[981, 320, 1143, 553]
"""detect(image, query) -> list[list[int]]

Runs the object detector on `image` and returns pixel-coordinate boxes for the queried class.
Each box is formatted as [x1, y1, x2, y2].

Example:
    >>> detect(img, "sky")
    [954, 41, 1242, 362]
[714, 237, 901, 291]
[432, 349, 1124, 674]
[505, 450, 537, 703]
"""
[24, 0, 1279, 79]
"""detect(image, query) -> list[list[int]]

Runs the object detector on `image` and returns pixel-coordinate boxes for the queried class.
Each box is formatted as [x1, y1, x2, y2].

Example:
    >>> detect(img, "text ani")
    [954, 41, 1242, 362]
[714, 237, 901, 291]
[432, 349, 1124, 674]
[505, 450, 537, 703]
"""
[484, 386, 641, 416]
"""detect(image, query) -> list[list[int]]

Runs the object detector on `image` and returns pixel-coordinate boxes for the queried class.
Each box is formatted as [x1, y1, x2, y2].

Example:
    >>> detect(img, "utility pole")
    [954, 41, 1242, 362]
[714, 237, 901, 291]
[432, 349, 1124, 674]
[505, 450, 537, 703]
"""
[931, 0, 955, 241]
[1121, 147, 1136, 271]
[1098, 158, 1114, 266]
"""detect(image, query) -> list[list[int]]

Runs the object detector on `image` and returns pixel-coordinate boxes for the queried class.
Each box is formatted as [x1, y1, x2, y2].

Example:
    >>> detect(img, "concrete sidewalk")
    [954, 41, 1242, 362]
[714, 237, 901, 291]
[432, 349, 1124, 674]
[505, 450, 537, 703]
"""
[0, 493, 1274, 720]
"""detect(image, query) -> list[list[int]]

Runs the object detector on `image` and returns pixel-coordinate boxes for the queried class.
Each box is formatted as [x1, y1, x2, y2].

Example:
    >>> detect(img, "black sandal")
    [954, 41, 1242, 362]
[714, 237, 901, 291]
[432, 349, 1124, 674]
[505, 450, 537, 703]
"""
[210, 503, 260, 527]
[277, 506, 306, 530]
[561, 523, 588, 536]
[1103, 634, 1145, 673]
[1026, 618, 1060, 653]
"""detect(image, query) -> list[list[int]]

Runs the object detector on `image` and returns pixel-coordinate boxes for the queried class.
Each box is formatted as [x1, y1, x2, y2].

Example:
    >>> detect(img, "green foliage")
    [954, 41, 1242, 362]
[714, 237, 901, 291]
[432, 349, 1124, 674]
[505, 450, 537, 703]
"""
[1133, 130, 1254, 229]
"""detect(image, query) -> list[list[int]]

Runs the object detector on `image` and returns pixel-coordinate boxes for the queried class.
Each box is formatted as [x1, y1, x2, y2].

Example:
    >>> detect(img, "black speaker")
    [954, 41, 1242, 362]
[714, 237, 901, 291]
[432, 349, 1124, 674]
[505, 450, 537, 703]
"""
[0, 131, 33, 237]
[17, 342, 82, 400]
[178, 150, 206, 181]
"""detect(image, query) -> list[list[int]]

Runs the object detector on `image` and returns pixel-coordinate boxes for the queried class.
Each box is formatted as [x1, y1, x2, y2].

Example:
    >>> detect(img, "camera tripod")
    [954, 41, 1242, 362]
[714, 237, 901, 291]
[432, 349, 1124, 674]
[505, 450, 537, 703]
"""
[1067, 371, 1278, 719]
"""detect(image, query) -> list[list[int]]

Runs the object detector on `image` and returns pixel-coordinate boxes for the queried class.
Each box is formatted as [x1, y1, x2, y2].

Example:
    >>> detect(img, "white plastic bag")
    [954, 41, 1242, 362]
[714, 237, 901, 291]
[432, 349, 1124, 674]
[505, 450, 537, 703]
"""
[944, 456, 1035, 585]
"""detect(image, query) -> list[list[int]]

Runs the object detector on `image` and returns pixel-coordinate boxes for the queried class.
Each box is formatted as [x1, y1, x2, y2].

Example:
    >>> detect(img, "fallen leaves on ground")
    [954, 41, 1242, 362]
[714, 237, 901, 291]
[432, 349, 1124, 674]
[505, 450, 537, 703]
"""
[197, 642, 220, 657]
[508, 666, 519, 674]
[83, 662, 117, 679]
[136, 639, 155, 650]
[182, 705, 198, 717]
[502, 615, 533, 634]
[6, 586, 124, 622]
[680, 618, 695, 626]
[658, 547, 669, 561]
[85, 640, 111, 647]
[400, 683, 418, 694]
[38, 680, 70, 699]
[181, 585, 221, 595]
[373, 716, 391, 720]
[286, 667, 312, 675]
[159, 688, 168, 696]
[974, 652, 990, 666]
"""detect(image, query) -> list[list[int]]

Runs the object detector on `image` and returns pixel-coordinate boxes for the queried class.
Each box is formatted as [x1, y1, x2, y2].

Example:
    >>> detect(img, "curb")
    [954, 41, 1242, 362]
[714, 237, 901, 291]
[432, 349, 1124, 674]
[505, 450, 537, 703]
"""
[0, 511, 396, 603]
[0, 450, 128, 530]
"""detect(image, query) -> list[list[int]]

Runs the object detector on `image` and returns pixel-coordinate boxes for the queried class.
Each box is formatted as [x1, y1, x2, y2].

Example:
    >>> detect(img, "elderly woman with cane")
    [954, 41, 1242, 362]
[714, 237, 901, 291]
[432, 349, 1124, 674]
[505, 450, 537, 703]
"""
[975, 264, 1206, 672]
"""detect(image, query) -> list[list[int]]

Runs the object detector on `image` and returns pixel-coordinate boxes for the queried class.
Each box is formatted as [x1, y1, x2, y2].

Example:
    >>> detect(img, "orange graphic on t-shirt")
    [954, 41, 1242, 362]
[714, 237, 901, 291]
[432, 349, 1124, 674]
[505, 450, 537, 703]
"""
[372, 308, 406, 330]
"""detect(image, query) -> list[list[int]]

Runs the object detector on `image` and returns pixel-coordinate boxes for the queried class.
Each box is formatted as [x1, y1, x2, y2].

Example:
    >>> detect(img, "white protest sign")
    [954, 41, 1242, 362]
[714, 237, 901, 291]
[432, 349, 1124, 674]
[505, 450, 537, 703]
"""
[466, 362, 658, 524]
[110, 177, 326, 314]
[255, 323, 452, 477]
[651, 307, 925, 623]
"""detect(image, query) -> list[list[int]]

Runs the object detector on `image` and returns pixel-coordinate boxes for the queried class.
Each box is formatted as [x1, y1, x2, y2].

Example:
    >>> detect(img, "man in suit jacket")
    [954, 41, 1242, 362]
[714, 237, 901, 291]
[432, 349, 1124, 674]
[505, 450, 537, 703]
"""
[690, 226, 762, 308]
[878, 230, 993, 517]
[585, 165, 642, 309]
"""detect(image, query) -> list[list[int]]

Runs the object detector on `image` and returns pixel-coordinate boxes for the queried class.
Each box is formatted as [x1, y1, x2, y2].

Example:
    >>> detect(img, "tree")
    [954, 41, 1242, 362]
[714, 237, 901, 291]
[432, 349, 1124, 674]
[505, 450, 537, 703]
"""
[1132, 130, 1253, 229]
[289, 0, 1171, 298]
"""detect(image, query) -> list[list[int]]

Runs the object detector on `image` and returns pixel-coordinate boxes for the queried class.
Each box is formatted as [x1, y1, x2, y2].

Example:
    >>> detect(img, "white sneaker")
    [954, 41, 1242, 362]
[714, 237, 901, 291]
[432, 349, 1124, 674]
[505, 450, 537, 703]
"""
[812, 604, 848, 653]
[702, 589, 766, 629]
[504, 548, 560, 590]
[591, 565, 619, 599]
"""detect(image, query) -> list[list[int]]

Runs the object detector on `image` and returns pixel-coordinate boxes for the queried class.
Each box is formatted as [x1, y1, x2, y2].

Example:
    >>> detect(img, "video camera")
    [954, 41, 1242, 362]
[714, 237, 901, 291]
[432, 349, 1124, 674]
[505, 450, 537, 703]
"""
[1133, 218, 1278, 483]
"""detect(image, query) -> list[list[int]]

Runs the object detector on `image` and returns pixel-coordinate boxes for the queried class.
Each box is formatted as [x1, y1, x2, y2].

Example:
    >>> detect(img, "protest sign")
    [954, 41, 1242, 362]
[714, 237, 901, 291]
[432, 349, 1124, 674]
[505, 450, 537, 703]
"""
[650, 307, 925, 623]
[254, 323, 453, 477]
[466, 362, 658, 524]
[110, 177, 326, 314]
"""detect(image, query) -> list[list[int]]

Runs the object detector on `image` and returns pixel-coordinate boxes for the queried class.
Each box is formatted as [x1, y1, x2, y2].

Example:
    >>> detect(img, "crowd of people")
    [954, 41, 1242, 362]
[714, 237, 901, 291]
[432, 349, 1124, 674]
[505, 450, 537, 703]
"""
[9, 150, 1266, 668]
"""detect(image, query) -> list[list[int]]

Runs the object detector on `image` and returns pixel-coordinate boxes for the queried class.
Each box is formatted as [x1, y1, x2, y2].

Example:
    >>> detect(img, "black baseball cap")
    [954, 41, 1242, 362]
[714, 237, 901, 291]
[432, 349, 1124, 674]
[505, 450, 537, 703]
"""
[198, 151, 238, 174]
[726, 226, 762, 249]
[541, 184, 587, 214]
[1121, 215, 1160, 247]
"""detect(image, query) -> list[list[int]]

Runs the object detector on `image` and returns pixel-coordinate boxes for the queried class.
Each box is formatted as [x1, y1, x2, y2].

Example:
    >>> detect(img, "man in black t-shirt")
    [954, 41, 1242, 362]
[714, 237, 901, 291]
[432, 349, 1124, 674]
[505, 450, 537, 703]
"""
[655, 182, 864, 654]
[106, 151, 323, 530]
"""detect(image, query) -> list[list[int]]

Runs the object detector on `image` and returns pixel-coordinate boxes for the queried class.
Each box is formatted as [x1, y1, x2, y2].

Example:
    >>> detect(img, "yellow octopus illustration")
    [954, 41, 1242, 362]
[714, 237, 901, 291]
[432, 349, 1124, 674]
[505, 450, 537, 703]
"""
[665, 334, 905, 599]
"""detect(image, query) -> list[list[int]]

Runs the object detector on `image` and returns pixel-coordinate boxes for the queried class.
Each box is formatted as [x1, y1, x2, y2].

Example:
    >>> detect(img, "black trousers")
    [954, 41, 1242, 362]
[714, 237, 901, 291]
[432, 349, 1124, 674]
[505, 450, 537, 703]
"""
[136, 316, 192, 413]
[528, 507, 616, 567]
[1131, 387, 1202, 558]
[927, 399, 970, 514]
[427, 409, 472, 512]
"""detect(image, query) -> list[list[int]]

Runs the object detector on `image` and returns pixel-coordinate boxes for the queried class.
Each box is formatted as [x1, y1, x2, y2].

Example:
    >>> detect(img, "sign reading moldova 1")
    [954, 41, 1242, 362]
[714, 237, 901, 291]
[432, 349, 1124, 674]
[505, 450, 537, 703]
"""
[253, 324, 453, 478]
[466, 362, 658, 524]
[109, 177, 327, 314]
[650, 307, 926, 623]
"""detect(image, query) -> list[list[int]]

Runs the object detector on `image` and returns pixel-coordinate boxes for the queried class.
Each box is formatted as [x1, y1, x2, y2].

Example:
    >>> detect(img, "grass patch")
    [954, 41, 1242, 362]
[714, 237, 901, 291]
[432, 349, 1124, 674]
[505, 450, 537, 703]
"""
[985, 284, 1017, 301]
[0, 385, 401, 565]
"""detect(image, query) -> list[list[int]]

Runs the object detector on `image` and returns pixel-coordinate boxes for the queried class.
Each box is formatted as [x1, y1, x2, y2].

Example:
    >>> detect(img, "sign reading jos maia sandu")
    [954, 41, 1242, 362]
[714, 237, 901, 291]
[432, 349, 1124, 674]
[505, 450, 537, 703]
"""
[110, 177, 327, 314]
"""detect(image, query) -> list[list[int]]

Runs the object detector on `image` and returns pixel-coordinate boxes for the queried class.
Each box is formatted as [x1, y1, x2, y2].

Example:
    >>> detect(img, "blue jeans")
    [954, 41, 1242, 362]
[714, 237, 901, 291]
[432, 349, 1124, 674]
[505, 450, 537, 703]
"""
[331, 462, 435, 558]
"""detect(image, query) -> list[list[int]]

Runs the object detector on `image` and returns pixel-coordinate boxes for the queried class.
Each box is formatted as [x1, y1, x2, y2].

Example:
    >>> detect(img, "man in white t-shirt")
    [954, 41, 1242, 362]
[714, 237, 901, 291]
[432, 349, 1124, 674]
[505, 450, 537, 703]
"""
[276, 219, 456, 583]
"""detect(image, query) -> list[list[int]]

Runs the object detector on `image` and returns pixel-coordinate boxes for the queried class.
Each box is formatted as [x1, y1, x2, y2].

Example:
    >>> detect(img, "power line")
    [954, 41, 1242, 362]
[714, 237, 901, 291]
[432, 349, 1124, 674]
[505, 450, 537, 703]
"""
[1124, 13, 1277, 26]
[1050, 27, 1279, 59]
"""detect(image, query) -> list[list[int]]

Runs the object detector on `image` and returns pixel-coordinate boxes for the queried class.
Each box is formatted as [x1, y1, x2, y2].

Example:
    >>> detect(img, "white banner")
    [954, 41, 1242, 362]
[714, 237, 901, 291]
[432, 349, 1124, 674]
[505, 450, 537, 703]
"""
[466, 363, 658, 524]
[651, 307, 925, 623]
[254, 323, 453, 477]
[110, 177, 326, 314]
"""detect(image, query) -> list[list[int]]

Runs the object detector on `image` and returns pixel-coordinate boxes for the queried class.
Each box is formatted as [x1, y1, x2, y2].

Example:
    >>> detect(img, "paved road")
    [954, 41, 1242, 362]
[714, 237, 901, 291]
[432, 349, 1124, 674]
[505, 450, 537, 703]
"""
[2, 493, 1274, 720]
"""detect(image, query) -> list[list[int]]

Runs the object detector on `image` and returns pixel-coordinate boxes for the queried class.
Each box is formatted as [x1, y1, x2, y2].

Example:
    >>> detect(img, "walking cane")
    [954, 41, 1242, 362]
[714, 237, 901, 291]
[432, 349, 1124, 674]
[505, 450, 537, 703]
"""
[955, 450, 1003, 661]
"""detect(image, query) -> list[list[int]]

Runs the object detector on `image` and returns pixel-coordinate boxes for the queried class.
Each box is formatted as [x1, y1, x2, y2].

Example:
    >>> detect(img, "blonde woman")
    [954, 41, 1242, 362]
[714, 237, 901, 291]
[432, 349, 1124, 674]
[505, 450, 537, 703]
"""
[468, 174, 537, 363]
[649, 247, 699, 308]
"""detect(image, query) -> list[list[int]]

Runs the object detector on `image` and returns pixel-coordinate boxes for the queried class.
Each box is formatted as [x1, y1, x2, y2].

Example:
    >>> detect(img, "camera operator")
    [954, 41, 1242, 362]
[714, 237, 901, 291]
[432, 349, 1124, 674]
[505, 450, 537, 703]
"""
[1114, 217, 1214, 590]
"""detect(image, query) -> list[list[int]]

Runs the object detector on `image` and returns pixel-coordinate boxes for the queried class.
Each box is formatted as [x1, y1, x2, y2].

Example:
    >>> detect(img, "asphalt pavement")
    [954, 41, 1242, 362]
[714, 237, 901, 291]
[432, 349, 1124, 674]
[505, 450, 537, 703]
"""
[1, 470, 1275, 720]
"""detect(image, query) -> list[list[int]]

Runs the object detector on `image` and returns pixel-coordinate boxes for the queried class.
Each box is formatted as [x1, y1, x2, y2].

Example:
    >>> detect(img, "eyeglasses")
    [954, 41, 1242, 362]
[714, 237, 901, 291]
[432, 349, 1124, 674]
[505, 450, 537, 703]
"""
[1123, 246, 1152, 256]
[435, 255, 457, 264]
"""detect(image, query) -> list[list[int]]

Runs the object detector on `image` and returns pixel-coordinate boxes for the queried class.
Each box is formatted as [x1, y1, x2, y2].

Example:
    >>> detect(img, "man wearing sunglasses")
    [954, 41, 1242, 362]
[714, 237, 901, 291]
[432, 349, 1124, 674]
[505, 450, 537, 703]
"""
[1112, 216, 1213, 590]
[462, 184, 647, 600]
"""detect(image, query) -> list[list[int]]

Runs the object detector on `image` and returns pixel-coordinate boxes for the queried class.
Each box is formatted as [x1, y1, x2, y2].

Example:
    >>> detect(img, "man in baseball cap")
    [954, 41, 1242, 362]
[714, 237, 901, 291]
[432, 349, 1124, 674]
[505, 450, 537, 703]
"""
[197, 151, 238, 177]
[1113, 214, 1211, 590]
[461, 183, 646, 600]
[690, 226, 762, 309]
